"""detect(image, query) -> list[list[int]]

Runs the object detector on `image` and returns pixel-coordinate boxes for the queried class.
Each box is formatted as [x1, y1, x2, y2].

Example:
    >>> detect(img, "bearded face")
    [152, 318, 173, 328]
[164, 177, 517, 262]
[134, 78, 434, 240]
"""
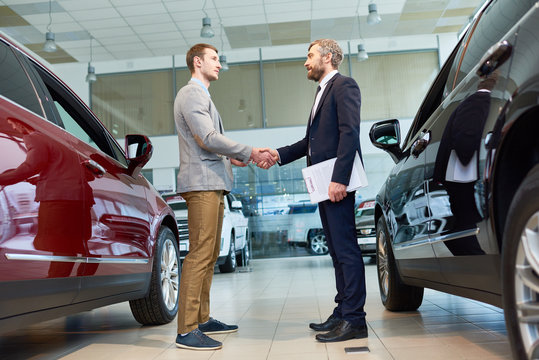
[307, 56, 325, 81]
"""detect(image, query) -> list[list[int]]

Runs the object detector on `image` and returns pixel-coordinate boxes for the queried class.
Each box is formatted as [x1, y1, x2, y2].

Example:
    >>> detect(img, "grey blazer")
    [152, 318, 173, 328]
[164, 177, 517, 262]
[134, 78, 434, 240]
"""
[174, 80, 252, 193]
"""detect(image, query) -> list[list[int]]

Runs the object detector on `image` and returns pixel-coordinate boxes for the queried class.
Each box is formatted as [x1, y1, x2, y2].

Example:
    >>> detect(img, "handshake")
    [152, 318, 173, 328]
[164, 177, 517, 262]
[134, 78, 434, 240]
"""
[231, 148, 279, 169]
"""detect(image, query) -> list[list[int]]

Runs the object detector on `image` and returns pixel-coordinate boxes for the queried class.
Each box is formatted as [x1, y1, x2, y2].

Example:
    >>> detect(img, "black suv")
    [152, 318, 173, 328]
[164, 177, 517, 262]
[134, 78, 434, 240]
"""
[369, 0, 539, 359]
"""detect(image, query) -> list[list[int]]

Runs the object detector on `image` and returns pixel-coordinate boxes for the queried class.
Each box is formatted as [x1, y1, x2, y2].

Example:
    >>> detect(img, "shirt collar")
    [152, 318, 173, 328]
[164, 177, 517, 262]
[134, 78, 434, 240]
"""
[190, 77, 211, 97]
[319, 70, 338, 89]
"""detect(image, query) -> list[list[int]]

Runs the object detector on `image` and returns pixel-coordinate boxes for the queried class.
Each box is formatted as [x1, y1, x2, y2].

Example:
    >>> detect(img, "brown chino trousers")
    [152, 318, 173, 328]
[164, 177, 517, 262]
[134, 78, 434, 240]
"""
[177, 190, 224, 334]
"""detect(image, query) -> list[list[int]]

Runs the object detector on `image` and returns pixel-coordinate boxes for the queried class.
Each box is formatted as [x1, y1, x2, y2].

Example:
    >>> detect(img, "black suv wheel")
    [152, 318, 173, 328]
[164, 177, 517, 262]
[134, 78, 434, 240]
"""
[503, 164, 539, 360]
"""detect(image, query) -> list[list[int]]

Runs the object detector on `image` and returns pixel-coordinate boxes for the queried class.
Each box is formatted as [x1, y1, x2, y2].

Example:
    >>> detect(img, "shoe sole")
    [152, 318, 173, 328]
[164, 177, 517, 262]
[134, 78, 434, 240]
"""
[175, 343, 223, 351]
[201, 328, 238, 335]
[315, 333, 368, 343]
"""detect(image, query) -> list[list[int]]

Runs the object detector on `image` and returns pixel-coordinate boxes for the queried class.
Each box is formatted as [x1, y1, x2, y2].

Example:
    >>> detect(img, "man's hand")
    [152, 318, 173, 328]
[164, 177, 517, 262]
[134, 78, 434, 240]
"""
[328, 182, 347, 202]
[255, 148, 279, 169]
[230, 158, 247, 167]
[250, 147, 276, 169]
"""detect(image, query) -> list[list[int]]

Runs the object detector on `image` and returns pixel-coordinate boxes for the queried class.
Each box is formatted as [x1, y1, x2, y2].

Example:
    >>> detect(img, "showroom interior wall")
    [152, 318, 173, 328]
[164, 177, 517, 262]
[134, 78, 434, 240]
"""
[49, 32, 458, 258]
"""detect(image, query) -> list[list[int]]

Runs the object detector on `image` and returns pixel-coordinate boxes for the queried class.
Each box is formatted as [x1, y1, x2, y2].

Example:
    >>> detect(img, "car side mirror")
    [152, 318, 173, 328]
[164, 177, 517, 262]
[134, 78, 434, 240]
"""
[477, 40, 512, 77]
[231, 200, 243, 210]
[369, 119, 402, 163]
[126, 134, 153, 177]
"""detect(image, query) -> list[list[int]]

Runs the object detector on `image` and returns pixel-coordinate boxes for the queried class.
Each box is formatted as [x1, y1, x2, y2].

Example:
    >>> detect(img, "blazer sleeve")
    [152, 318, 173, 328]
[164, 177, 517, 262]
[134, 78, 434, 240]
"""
[332, 77, 361, 185]
[276, 134, 309, 166]
[178, 85, 252, 163]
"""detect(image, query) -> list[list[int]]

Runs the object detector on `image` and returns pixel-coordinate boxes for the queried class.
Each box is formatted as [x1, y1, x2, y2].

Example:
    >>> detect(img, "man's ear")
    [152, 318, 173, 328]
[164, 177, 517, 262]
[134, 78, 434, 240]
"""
[324, 52, 333, 65]
[194, 55, 202, 68]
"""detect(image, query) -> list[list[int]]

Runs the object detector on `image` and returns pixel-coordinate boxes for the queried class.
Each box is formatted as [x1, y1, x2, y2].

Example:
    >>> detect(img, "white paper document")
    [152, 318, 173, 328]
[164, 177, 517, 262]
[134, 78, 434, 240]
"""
[302, 152, 368, 203]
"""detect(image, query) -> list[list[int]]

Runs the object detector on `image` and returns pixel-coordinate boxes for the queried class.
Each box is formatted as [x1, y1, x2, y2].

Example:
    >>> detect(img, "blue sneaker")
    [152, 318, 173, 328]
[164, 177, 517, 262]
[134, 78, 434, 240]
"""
[199, 317, 238, 334]
[175, 329, 222, 350]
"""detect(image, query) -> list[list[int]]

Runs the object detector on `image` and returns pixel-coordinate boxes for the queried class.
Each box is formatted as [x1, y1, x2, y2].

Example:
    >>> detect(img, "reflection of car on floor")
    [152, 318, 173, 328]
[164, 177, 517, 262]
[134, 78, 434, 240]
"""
[164, 193, 250, 273]
[355, 199, 376, 258]
[0, 34, 180, 334]
[368, 1, 539, 358]
[286, 202, 328, 255]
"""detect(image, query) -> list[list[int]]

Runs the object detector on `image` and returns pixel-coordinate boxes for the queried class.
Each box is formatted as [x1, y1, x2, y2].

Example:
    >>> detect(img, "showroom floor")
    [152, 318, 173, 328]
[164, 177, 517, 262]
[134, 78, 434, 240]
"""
[0, 256, 511, 360]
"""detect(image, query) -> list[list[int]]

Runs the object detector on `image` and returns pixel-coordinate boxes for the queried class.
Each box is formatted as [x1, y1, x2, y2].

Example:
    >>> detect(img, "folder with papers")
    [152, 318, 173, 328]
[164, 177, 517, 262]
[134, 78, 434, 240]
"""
[301, 152, 368, 203]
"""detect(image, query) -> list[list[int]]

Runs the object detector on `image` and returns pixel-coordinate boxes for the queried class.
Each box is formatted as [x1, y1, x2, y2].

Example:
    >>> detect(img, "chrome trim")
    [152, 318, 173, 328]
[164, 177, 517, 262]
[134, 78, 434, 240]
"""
[429, 228, 480, 245]
[392, 228, 480, 251]
[5, 253, 149, 264]
[393, 235, 430, 250]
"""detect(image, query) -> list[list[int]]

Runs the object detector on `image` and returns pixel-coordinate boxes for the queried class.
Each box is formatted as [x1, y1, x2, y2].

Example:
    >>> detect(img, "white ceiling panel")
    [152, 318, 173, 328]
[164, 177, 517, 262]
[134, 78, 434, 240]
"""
[78, 18, 129, 30]
[139, 31, 183, 42]
[124, 13, 171, 26]
[162, 0, 207, 13]
[1, 0, 485, 63]
[218, 5, 266, 18]
[132, 22, 178, 35]
[89, 27, 135, 39]
[265, 1, 311, 14]
[116, 3, 168, 17]
[110, 0, 154, 6]
[58, 0, 112, 11]
[99, 35, 142, 45]
[70, 8, 122, 21]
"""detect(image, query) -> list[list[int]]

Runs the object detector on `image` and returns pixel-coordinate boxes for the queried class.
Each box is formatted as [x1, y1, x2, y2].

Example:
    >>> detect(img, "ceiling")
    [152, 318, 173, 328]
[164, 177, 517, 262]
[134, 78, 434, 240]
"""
[0, 0, 484, 64]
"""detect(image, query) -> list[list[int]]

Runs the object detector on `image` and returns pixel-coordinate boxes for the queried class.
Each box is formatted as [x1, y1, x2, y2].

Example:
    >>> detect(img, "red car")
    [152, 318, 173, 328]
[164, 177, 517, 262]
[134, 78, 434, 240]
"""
[0, 34, 180, 333]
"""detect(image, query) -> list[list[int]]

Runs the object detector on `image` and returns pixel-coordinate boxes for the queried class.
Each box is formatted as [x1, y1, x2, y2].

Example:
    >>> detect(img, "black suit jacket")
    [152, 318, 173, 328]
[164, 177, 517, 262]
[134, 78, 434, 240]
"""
[277, 73, 362, 185]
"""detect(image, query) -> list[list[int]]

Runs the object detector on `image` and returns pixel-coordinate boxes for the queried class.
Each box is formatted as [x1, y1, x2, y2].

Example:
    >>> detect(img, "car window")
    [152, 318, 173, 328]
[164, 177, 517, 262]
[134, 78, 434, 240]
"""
[403, 42, 461, 147]
[0, 40, 43, 117]
[451, 0, 534, 90]
[29, 64, 128, 167]
[288, 204, 318, 214]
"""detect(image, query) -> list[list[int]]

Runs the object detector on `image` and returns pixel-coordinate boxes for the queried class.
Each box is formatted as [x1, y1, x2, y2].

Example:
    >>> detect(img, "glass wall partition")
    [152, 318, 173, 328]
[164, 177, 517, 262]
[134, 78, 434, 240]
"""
[91, 69, 174, 138]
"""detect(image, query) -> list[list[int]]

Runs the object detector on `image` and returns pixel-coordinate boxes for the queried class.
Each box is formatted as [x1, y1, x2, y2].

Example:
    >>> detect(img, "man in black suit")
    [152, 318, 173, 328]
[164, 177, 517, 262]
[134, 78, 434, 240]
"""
[265, 39, 367, 342]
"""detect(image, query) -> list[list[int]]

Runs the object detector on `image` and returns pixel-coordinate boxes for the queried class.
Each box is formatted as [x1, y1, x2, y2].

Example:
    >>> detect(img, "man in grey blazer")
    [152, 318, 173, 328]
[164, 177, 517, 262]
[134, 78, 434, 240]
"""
[174, 43, 274, 351]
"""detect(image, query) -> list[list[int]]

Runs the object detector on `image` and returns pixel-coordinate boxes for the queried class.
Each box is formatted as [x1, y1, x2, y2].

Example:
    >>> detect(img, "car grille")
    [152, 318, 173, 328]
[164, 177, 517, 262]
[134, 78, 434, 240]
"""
[356, 228, 375, 238]
[177, 219, 189, 241]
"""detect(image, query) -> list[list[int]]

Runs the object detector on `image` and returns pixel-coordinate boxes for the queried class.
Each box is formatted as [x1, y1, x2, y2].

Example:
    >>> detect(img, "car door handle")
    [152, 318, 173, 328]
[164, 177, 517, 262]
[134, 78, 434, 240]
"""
[411, 131, 430, 158]
[83, 159, 106, 178]
[477, 40, 512, 77]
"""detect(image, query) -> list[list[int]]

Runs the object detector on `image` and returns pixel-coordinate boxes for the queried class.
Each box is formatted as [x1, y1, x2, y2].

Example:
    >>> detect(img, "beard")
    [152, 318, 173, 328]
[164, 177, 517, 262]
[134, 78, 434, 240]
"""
[307, 59, 324, 81]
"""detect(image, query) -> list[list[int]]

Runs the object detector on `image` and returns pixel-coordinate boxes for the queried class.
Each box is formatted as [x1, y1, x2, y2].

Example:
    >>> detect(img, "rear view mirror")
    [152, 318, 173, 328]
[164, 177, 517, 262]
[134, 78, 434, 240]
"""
[231, 200, 243, 210]
[369, 119, 402, 163]
[126, 134, 153, 176]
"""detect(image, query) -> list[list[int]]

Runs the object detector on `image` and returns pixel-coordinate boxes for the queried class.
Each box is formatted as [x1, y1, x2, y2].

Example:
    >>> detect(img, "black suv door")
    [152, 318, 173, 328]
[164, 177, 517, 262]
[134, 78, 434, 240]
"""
[424, 0, 534, 291]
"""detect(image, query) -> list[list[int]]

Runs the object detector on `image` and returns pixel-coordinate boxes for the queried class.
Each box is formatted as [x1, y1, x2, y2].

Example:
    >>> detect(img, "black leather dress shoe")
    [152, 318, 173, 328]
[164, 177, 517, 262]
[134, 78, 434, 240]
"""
[309, 314, 341, 332]
[315, 320, 368, 342]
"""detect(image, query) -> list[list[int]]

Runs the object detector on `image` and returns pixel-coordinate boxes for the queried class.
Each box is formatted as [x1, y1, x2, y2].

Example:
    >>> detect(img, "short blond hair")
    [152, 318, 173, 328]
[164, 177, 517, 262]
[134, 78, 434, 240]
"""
[309, 39, 343, 69]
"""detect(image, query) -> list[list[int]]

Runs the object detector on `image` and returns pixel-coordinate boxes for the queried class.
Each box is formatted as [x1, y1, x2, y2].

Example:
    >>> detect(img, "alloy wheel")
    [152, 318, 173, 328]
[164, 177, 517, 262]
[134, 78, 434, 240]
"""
[161, 238, 179, 311]
[377, 228, 389, 298]
[515, 211, 539, 359]
[310, 234, 328, 255]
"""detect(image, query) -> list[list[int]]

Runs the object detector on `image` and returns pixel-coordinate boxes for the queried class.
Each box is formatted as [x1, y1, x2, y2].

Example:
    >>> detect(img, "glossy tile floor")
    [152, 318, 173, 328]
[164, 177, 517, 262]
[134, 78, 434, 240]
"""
[0, 256, 511, 360]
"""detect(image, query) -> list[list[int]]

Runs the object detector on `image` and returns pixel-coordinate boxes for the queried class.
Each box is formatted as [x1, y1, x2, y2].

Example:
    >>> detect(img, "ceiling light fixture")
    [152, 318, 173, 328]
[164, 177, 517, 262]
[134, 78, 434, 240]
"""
[356, 13, 368, 62]
[367, 3, 382, 25]
[219, 24, 229, 71]
[43, 0, 57, 52]
[357, 44, 368, 61]
[86, 36, 97, 83]
[219, 55, 229, 71]
[200, 0, 214, 38]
